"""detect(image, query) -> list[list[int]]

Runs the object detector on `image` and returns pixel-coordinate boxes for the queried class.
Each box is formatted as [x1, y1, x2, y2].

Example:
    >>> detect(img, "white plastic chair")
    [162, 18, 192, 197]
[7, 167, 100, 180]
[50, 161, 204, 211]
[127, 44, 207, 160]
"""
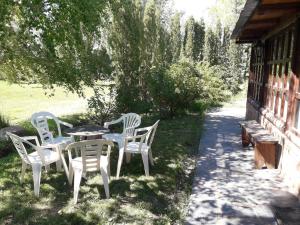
[116, 120, 159, 178]
[31, 111, 74, 146]
[7, 132, 61, 197]
[103, 113, 141, 148]
[66, 139, 114, 204]
[31, 111, 74, 172]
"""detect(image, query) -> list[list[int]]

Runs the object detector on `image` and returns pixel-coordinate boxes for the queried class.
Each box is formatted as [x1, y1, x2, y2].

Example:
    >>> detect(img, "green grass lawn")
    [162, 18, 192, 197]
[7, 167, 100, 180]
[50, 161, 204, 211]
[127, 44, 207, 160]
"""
[0, 81, 93, 123]
[0, 114, 203, 225]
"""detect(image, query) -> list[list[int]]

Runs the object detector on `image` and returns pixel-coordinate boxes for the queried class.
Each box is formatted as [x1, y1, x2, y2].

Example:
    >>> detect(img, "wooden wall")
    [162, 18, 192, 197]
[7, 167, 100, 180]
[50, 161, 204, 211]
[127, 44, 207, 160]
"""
[247, 18, 300, 195]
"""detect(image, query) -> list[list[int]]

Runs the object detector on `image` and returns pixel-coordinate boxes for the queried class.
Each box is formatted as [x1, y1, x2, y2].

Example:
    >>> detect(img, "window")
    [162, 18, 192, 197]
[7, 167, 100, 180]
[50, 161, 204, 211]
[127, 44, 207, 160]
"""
[249, 45, 264, 105]
[265, 26, 295, 122]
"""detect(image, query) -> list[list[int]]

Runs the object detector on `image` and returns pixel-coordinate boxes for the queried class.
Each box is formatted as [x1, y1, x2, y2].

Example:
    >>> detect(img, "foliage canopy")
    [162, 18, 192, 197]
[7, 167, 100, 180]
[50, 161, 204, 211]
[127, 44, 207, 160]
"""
[0, 0, 249, 117]
[0, 0, 112, 93]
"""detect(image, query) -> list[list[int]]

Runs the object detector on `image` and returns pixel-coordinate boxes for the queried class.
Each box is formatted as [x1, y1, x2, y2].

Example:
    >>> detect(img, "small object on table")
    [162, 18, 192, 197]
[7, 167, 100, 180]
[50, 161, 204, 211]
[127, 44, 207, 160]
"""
[65, 124, 109, 140]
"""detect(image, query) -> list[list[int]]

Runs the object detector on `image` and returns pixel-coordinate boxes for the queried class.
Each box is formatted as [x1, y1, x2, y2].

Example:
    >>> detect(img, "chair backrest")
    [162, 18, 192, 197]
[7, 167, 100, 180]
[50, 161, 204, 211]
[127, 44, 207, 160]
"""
[122, 113, 141, 136]
[6, 132, 34, 164]
[31, 111, 61, 143]
[67, 140, 114, 173]
[146, 120, 160, 148]
[126, 120, 159, 153]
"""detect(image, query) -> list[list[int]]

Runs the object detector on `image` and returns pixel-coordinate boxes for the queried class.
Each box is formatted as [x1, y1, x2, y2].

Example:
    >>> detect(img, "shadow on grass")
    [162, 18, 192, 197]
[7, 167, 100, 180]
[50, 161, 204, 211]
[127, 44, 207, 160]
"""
[0, 114, 203, 224]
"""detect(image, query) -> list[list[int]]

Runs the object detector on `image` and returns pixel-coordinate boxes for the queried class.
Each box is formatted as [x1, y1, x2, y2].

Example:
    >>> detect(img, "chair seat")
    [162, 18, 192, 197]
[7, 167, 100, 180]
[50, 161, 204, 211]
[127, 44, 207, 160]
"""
[103, 133, 122, 143]
[71, 156, 109, 171]
[28, 149, 60, 164]
[121, 142, 149, 153]
[42, 136, 73, 149]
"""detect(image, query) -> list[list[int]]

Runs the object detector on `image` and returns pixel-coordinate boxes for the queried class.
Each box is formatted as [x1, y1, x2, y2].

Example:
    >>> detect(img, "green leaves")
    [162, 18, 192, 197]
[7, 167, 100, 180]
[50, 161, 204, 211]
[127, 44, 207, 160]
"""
[147, 59, 202, 117]
[0, 0, 111, 94]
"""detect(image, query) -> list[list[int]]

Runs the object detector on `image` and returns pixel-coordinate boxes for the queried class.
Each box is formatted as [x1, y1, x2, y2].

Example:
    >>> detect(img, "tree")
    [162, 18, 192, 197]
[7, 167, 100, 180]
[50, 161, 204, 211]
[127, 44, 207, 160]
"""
[226, 40, 250, 94]
[208, 0, 246, 29]
[203, 27, 219, 66]
[193, 19, 205, 61]
[0, 0, 111, 94]
[170, 12, 181, 63]
[109, 0, 173, 112]
[183, 17, 195, 60]
[143, 0, 158, 68]
[108, 0, 145, 112]
[183, 17, 205, 62]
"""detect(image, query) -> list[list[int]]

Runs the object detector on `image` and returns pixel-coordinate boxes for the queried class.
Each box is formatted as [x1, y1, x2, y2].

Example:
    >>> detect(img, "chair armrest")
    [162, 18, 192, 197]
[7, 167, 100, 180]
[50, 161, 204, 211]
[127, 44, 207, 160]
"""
[125, 133, 146, 142]
[104, 116, 123, 128]
[134, 126, 152, 136]
[58, 120, 73, 128]
[123, 133, 147, 152]
[22, 136, 40, 146]
[35, 145, 56, 165]
[66, 144, 77, 163]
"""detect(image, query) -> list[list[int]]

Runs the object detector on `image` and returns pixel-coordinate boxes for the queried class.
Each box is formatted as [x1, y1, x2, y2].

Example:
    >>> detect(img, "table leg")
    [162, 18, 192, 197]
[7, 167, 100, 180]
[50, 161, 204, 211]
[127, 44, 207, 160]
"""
[57, 147, 70, 182]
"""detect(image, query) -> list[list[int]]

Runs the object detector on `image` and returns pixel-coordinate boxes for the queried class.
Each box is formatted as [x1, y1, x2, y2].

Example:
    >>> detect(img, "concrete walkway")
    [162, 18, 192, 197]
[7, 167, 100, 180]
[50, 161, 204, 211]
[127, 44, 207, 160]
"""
[185, 101, 292, 225]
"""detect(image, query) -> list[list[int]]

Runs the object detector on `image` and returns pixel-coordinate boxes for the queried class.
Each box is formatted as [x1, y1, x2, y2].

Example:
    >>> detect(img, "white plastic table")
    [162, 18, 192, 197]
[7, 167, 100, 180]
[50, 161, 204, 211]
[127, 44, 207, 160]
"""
[65, 125, 109, 140]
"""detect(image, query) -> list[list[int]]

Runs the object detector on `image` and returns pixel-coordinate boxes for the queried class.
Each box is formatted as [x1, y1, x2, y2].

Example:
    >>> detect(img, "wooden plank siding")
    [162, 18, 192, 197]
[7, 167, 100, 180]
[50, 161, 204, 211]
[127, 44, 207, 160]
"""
[248, 21, 300, 136]
[232, 0, 300, 196]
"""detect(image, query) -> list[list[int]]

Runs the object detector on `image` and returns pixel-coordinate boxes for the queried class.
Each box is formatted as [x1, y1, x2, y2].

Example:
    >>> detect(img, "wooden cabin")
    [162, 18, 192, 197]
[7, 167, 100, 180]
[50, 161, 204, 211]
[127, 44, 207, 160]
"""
[232, 0, 300, 195]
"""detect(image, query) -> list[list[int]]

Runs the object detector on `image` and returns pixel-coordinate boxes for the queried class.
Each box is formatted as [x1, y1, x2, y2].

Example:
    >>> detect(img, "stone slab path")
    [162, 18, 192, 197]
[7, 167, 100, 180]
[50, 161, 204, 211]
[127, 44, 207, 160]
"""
[185, 101, 297, 225]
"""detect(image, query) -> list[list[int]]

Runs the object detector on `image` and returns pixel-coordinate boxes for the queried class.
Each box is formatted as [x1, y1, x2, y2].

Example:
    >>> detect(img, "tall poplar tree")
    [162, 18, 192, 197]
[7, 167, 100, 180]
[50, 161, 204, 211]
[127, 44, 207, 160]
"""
[183, 17, 195, 60]
[203, 27, 219, 66]
[193, 19, 205, 61]
[143, 0, 157, 68]
[170, 12, 181, 63]
[109, 0, 144, 112]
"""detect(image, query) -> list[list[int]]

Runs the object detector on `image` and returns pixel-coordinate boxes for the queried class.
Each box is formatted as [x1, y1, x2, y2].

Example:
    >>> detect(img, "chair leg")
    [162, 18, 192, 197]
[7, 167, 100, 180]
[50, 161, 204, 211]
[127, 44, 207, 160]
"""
[100, 165, 110, 199]
[56, 160, 63, 172]
[45, 164, 50, 173]
[117, 140, 124, 149]
[149, 149, 154, 166]
[107, 160, 111, 179]
[68, 164, 74, 186]
[55, 147, 63, 172]
[21, 160, 27, 184]
[116, 150, 124, 179]
[125, 153, 131, 163]
[32, 163, 42, 197]
[73, 167, 82, 204]
[141, 152, 149, 177]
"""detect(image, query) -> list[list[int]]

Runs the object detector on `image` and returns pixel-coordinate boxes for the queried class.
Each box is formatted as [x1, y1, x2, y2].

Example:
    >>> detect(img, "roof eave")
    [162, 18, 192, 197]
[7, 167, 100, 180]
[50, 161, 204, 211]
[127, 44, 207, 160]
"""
[231, 0, 261, 42]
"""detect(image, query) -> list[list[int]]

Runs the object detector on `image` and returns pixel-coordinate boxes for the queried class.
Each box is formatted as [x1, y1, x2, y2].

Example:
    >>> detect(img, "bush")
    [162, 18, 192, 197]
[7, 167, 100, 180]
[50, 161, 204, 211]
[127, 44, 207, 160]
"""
[148, 59, 201, 117]
[147, 67, 175, 118]
[0, 113, 9, 129]
[0, 140, 13, 158]
[115, 79, 152, 114]
[88, 83, 117, 125]
[197, 62, 231, 105]
[168, 59, 202, 108]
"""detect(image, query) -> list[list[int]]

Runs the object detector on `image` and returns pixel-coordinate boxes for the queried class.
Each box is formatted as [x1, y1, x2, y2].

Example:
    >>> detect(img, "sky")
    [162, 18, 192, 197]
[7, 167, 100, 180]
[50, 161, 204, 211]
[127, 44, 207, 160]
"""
[173, 0, 217, 23]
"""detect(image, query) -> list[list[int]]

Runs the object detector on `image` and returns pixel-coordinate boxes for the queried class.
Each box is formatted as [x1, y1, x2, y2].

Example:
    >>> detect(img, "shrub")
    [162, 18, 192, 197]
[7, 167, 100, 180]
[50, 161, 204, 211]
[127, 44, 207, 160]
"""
[167, 59, 202, 108]
[147, 67, 175, 118]
[148, 59, 201, 117]
[0, 113, 9, 129]
[197, 62, 231, 105]
[115, 78, 152, 114]
[0, 140, 13, 158]
[88, 83, 117, 125]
